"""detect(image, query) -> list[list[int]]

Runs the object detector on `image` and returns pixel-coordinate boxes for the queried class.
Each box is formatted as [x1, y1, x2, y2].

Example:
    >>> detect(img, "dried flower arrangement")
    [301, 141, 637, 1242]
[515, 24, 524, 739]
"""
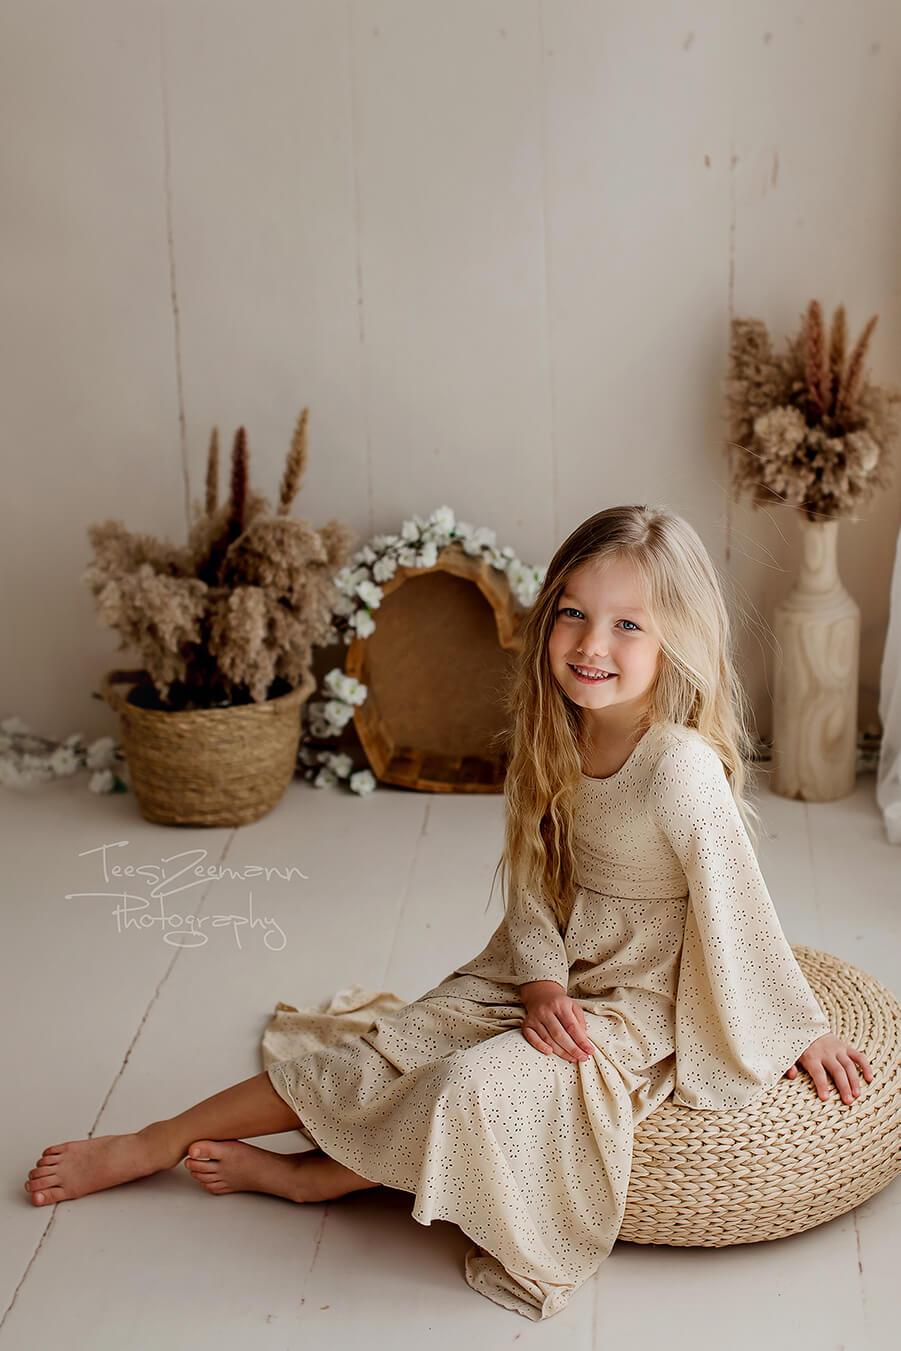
[726, 300, 901, 522]
[81, 408, 356, 712]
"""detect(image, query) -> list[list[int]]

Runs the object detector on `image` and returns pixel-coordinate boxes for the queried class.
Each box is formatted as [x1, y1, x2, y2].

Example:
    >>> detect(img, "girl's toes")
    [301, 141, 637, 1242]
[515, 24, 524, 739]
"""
[30, 1185, 63, 1206]
[184, 1161, 220, 1189]
[25, 1175, 55, 1191]
[187, 1142, 217, 1161]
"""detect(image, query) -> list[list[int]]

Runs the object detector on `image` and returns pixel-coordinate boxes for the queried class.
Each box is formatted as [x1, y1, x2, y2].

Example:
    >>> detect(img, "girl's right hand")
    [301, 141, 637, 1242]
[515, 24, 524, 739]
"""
[520, 989, 595, 1063]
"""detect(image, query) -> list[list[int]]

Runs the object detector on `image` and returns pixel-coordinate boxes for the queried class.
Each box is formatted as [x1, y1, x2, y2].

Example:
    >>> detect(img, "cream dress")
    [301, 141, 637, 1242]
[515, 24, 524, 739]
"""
[261, 720, 831, 1321]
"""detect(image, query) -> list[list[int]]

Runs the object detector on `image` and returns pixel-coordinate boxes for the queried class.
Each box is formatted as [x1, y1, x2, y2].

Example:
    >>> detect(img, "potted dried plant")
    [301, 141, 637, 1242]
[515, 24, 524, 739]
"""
[83, 408, 356, 825]
[726, 301, 901, 801]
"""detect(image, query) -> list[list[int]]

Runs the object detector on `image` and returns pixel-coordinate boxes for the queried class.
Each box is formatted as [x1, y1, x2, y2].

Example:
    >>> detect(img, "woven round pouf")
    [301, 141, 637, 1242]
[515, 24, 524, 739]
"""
[620, 946, 901, 1246]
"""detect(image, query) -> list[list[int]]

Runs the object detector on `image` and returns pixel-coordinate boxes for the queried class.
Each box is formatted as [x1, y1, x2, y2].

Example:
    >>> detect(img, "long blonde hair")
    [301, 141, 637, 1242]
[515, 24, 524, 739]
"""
[490, 504, 762, 930]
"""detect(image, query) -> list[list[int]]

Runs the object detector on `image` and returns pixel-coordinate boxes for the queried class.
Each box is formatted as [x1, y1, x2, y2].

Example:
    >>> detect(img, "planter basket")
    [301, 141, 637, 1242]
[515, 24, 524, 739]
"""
[99, 667, 316, 826]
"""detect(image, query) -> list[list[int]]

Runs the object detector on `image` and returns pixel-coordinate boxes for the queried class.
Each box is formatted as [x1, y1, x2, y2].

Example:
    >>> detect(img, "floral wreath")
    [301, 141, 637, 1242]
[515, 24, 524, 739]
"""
[297, 504, 545, 793]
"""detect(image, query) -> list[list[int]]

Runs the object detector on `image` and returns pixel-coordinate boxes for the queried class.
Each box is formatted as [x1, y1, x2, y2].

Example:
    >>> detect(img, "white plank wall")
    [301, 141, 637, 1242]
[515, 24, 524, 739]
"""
[1, 0, 899, 738]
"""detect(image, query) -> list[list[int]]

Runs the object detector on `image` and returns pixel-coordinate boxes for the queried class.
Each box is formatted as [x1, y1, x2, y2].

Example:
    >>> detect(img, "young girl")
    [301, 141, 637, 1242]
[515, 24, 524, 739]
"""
[24, 504, 873, 1323]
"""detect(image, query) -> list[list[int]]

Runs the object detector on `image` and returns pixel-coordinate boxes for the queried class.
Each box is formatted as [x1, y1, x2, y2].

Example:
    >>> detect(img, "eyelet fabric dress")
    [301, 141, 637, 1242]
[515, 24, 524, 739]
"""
[262, 719, 831, 1321]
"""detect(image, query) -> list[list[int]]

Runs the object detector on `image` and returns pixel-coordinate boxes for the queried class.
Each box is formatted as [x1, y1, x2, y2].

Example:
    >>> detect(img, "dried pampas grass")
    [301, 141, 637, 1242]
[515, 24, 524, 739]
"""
[726, 300, 901, 522]
[83, 408, 356, 711]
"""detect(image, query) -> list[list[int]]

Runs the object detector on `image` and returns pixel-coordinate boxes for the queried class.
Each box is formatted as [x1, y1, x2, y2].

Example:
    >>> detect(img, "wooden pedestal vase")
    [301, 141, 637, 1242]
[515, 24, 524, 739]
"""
[771, 518, 859, 802]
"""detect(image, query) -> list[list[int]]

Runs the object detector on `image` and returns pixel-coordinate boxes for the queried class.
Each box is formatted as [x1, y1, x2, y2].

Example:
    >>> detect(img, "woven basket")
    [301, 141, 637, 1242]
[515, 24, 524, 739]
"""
[620, 946, 901, 1246]
[99, 667, 316, 827]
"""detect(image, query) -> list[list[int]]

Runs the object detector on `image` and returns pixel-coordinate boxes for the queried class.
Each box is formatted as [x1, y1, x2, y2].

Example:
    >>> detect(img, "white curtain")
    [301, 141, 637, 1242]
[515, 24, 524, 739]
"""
[877, 523, 901, 844]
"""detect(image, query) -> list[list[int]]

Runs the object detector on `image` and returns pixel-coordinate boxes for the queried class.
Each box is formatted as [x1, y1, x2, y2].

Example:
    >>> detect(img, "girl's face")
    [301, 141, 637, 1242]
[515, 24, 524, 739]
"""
[547, 557, 662, 725]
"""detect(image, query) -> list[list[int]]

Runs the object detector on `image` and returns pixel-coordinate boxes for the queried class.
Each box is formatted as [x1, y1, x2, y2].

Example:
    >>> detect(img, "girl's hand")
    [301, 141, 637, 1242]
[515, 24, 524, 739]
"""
[520, 988, 595, 1063]
[784, 1032, 874, 1104]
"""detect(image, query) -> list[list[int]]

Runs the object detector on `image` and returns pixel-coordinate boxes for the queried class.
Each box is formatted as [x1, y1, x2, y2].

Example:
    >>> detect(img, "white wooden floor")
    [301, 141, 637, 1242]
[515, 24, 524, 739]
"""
[2, 764, 899, 1350]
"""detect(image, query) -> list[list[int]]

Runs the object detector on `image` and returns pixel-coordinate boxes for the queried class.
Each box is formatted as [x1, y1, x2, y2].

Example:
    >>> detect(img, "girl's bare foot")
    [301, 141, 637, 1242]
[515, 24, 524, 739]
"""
[183, 1139, 380, 1203]
[23, 1126, 176, 1207]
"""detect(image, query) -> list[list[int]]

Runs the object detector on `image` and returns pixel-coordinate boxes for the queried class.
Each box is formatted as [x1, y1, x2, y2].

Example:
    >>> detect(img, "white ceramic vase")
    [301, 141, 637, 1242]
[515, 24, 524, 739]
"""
[771, 517, 859, 801]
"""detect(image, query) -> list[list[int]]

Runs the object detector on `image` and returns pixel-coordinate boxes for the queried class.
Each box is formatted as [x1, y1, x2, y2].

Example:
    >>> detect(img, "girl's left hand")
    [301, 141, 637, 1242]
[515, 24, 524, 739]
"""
[784, 1033, 874, 1104]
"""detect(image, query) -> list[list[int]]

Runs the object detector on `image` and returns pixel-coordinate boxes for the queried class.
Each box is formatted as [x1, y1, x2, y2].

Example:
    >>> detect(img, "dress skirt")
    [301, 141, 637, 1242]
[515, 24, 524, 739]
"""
[262, 981, 678, 1322]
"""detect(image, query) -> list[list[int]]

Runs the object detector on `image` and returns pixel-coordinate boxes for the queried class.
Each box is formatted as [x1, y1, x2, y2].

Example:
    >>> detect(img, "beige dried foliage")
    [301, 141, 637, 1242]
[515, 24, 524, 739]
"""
[278, 406, 309, 516]
[827, 304, 846, 409]
[82, 407, 356, 710]
[837, 313, 879, 420]
[726, 300, 901, 522]
[205, 425, 219, 515]
[206, 585, 277, 705]
[803, 298, 829, 416]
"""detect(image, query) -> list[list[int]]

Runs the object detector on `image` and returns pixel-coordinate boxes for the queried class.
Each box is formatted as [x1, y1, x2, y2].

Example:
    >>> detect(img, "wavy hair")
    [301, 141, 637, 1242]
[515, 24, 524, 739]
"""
[489, 504, 762, 931]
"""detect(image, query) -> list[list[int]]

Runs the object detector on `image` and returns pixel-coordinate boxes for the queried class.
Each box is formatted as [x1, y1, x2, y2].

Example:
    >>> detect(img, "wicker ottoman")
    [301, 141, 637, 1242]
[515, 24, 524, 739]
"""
[620, 947, 901, 1246]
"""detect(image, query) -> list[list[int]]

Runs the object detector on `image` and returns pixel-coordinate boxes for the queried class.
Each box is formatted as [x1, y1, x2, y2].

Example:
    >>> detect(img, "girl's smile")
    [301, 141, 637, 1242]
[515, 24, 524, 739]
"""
[567, 664, 617, 684]
[548, 557, 661, 731]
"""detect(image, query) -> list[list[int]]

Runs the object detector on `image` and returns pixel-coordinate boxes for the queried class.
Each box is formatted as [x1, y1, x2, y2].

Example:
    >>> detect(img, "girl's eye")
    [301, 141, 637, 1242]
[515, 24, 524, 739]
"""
[556, 607, 640, 632]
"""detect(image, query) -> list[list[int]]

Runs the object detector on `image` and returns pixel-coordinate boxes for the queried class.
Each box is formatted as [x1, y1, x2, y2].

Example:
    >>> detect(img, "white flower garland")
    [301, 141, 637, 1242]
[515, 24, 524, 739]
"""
[298, 504, 545, 793]
[0, 717, 128, 793]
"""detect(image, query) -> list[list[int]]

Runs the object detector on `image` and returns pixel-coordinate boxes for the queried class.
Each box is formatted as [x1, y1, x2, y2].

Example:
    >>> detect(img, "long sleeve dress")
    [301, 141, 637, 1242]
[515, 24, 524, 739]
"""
[261, 719, 831, 1322]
